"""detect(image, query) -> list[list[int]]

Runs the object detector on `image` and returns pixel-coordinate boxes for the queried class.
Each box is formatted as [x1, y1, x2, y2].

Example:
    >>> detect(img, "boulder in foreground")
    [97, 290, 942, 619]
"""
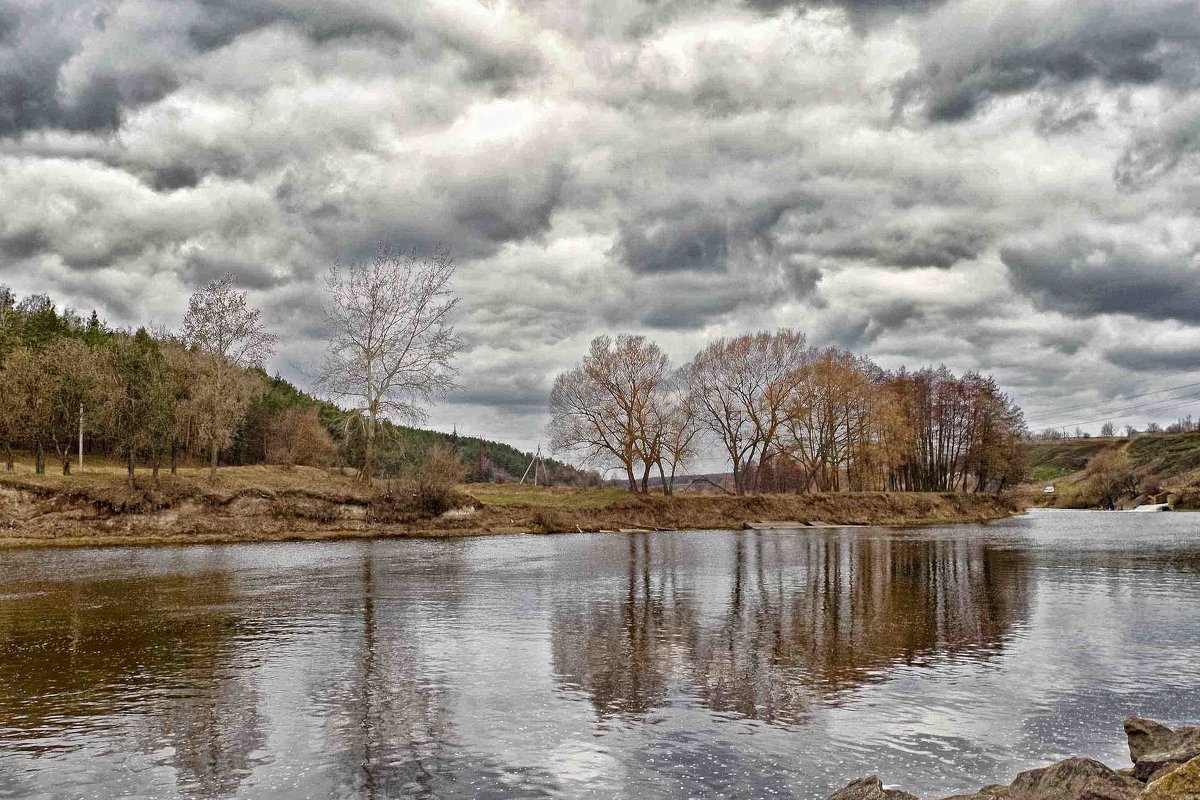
[828, 776, 920, 800]
[1125, 717, 1200, 782]
[828, 719, 1200, 800]
[1142, 755, 1200, 799]
[1005, 757, 1141, 800]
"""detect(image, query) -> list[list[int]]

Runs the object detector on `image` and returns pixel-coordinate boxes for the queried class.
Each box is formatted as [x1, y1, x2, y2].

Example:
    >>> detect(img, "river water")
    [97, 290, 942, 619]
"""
[1, 510, 1199, 800]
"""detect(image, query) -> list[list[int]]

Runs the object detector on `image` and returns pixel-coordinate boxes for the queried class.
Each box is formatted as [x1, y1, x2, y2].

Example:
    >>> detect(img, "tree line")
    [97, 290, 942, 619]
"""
[0, 280, 305, 482]
[549, 331, 1027, 495]
[0, 244, 591, 487]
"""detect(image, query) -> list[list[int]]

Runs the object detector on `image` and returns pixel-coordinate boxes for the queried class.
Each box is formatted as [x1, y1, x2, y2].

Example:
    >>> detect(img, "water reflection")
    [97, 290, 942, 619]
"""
[0, 569, 265, 798]
[313, 554, 454, 800]
[552, 531, 1031, 726]
[1, 516, 1200, 800]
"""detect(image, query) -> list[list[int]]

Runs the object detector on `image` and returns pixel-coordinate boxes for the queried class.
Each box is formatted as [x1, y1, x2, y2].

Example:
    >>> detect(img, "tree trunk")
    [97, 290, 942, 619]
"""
[35, 442, 45, 475]
[170, 442, 178, 475]
[209, 439, 218, 482]
[62, 454, 70, 476]
[127, 449, 135, 487]
[624, 461, 637, 492]
[361, 413, 376, 484]
[4, 444, 12, 472]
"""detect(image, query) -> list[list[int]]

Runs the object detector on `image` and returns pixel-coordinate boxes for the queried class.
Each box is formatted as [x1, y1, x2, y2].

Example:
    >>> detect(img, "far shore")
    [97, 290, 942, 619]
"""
[0, 462, 1020, 550]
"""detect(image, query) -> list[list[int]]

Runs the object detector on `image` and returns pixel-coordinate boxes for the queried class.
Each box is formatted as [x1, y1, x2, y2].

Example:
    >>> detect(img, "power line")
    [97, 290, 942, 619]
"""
[1033, 393, 1200, 431]
[1027, 380, 1200, 421]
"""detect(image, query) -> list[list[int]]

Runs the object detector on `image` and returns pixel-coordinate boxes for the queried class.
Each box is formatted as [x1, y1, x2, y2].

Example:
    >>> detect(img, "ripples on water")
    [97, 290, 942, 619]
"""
[1, 510, 1199, 799]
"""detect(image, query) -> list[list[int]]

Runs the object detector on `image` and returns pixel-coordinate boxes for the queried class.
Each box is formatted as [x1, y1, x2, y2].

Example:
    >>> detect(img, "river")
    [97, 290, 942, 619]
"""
[1, 510, 1198, 799]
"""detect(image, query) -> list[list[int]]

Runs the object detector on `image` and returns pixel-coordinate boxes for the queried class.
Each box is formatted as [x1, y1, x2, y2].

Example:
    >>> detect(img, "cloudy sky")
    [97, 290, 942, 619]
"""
[1, 0, 1198, 453]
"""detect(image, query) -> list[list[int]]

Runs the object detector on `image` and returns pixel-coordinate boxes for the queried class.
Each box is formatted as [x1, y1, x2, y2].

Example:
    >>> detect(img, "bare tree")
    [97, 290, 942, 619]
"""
[318, 242, 462, 483]
[182, 275, 277, 481]
[684, 330, 808, 494]
[653, 377, 701, 495]
[548, 334, 675, 492]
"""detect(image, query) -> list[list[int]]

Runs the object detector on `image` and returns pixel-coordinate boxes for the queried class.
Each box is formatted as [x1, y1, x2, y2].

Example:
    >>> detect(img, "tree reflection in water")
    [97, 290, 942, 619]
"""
[551, 531, 1031, 726]
[0, 569, 266, 799]
[312, 553, 454, 800]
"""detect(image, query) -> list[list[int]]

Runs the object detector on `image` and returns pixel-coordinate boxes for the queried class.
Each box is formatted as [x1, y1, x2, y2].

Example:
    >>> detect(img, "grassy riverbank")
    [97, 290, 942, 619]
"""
[0, 460, 1019, 548]
[1023, 431, 1200, 509]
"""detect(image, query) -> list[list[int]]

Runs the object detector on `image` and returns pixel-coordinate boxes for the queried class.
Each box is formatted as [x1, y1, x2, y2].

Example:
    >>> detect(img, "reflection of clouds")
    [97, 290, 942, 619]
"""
[3, 520, 1199, 799]
[551, 531, 1031, 727]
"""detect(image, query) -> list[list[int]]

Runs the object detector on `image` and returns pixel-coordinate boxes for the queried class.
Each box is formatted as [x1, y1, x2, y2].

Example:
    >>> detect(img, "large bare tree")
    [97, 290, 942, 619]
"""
[182, 275, 277, 481]
[318, 242, 462, 483]
[684, 330, 809, 494]
[549, 334, 676, 492]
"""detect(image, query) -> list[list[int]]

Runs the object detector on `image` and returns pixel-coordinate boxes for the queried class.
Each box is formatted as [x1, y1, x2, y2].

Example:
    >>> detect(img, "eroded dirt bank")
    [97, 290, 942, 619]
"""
[0, 473, 1019, 549]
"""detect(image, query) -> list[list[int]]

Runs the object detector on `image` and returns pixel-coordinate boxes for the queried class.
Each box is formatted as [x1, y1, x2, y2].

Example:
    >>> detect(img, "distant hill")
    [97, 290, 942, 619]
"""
[1025, 431, 1200, 508]
[238, 375, 596, 485]
[1025, 438, 1119, 482]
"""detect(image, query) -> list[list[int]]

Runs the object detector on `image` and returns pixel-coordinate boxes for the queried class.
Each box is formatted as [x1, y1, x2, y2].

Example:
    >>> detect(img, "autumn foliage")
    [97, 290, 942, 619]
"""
[550, 330, 1027, 495]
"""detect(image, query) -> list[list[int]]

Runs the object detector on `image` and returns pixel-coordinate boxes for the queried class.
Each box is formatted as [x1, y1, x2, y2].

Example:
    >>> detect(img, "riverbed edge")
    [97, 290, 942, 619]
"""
[0, 479, 1021, 550]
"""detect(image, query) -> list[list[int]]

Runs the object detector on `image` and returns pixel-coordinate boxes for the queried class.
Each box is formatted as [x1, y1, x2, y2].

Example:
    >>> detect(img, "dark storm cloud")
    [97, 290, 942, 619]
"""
[0, 0, 539, 139]
[897, 0, 1200, 122]
[822, 300, 924, 349]
[0, 0, 187, 135]
[456, 375, 550, 411]
[617, 212, 731, 274]
[185, 0, 410, 51]
[813, 221, 989, 269]
[1003, 232, 1200, 324]
[448, 165, 567, 245]
[782, 259, 822, 299]
[1105, 344, 1200, 372]
[4, 0, 1200, 449]
[614, 190, 807, 276]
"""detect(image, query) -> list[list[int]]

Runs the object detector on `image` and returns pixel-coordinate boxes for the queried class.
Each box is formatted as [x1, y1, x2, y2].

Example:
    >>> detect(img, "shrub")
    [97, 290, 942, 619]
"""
[266, 408, 336, 468]
[530, 509, 565, 533]
[1085, 449, 1136, 509]
[412, 444, 468, 516]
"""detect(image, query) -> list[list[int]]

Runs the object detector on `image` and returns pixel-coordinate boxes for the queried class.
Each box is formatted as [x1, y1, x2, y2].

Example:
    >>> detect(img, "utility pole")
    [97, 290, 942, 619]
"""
[520, 445, 545, 486]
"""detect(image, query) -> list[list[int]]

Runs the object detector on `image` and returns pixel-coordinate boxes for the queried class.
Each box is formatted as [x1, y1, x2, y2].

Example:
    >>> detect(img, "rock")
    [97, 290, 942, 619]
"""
[1005, 757, 1141, 800]
[1125, 720, 1200, 782]
[1142, 755, 1200, 799]
[1127, 717, 1178, 762]
[940, 785, 1010, 799]
[828, 776, 921, 800]
[1149, 764, 1186, 784]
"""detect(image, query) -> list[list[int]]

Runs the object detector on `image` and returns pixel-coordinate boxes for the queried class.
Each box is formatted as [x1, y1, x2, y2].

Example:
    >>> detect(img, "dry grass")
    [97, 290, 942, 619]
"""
[1, 453, 374, 501]
[464, 483, 630, 509]
[0, 455, 1019, 548]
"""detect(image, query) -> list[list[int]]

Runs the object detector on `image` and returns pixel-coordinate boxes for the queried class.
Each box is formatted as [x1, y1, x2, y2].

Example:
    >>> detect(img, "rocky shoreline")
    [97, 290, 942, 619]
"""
[828, 718, 1200, 800]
